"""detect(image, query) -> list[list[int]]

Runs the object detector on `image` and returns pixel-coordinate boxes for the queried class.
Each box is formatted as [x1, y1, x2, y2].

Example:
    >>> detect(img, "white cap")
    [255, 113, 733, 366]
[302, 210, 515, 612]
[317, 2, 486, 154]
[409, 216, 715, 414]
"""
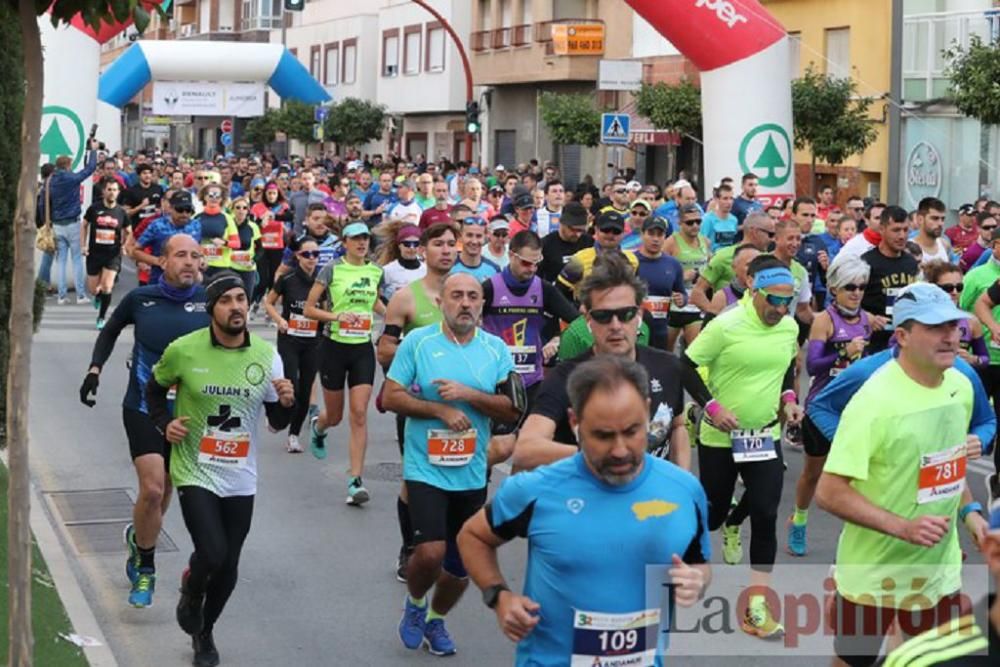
[347, 160, 361, 170]
[495, 164, 506, 172]
[626, 180, 642, 191]
[673, 179, 692, 190]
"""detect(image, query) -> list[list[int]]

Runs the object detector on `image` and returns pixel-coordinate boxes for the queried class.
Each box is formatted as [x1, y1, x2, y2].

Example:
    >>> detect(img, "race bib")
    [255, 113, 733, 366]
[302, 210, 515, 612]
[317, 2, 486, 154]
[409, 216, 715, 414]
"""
[287, 313, 318, 338]
[572, 609, 660, 667]
[642, 296, 671, 319]
[917, 444, 966, 504]
[261, 232, 283, 249]
[884, 287, 901, 316]
[426, 428, 477, 466]
[198, 429, 250, 469]
[95, 228, 116, 245]
[731, 427, 777, 463]
[338, 313, 373, 338]
[230, 250, 253, 270]
[508, 344, 537, 375]
[201, 243, 224, 260]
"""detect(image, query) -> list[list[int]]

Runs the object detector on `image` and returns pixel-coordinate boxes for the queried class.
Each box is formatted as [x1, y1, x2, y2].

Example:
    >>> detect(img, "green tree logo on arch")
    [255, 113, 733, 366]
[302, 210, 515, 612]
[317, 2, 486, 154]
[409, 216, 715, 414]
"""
[738, 124, 792, 188]
[39, 106, 86, 170]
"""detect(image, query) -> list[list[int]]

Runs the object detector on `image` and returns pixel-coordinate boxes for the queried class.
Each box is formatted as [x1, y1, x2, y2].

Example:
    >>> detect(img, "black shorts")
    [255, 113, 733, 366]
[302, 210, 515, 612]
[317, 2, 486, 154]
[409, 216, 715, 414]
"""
[406, 480, 487, 546]
[830, 591, 969, 667]
[801, 414, 831, 458]
[122, 407, 170, 465]
[86, 252, 122, 276]
[667, 310, 702, 329]
[319, 338, 376, 390]
[796, 317, 811, 346]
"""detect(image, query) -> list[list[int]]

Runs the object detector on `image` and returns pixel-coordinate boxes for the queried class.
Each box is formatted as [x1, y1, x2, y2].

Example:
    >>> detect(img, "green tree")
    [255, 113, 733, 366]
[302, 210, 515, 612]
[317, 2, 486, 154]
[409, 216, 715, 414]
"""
[633, 79, 702, 137]
[538, 92, 602, 147]
[243, 107, 282, 150]
[277, 99, 318, 145]
[325, 97, 386, 148]
[944, 34, 1000, 126]
[791, 64, 879, 187]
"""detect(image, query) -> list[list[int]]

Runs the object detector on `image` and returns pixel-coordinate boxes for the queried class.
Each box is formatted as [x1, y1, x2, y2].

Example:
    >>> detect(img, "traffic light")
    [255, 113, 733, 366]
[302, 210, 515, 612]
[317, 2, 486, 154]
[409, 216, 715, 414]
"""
[284, 0, 304, 11]
[465, 101, 480, 134]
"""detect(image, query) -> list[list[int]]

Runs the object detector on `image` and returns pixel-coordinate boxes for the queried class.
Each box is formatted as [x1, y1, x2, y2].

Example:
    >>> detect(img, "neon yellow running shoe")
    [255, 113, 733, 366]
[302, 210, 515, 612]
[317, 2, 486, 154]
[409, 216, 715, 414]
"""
[742, 600, 785, 640]
[721, 524, 742, 565]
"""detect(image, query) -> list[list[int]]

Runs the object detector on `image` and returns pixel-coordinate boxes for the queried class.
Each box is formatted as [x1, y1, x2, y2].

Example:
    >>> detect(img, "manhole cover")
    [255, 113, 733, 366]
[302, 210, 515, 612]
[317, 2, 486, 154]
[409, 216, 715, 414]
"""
[44, 488, 178, 556]
[363, 462, 403, 482]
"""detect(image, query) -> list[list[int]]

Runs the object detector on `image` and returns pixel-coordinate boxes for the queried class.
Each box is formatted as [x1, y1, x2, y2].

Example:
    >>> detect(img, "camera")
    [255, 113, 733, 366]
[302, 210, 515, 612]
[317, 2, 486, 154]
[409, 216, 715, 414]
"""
[89, 124, 106, 151]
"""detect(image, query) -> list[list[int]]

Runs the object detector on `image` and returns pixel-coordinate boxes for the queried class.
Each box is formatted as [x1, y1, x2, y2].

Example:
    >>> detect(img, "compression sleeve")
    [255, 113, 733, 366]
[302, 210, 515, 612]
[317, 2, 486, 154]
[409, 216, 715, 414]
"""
[541, 281, 581, 324]
[805, 339, 839, 378]
[89, 292, 135, 370]
[970, 335, 990, 366]
[987, 279, 1000, 306]
[782, 359, 796, 393]
[680, 353, 714, 407]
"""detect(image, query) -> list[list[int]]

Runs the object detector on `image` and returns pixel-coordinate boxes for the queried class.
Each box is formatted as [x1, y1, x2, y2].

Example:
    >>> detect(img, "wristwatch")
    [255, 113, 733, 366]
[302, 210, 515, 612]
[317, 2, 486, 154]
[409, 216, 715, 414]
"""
[482, 583, 510, 609]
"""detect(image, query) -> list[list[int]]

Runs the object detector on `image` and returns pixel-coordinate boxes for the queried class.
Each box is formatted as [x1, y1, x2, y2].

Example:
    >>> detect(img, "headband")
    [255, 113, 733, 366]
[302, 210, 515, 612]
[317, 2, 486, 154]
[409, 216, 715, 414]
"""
[753, 267, 795, 290]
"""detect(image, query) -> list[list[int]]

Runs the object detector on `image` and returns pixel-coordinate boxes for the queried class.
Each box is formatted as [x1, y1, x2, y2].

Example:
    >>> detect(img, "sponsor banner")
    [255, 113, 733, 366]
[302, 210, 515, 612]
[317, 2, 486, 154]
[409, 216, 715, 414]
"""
[152, 81, 264, 117]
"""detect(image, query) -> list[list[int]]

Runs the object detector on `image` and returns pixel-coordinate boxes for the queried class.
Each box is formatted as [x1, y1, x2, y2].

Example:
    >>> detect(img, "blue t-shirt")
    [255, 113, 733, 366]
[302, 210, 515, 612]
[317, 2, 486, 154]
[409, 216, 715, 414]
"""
[450, 256, 501, 281]
[700, 212, 738, 251]
[636, 253, 686, 338]
[387, 323, 515, 491]
[731, 195, 763, 227]
[137, 216, 203, 282]
[488, 453, 711, 667]
[807, 348, 996, 454]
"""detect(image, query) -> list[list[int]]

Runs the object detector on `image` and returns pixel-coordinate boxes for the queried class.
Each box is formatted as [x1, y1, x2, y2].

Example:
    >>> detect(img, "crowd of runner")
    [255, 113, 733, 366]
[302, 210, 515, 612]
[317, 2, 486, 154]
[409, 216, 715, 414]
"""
[59, 145, 1000, 666]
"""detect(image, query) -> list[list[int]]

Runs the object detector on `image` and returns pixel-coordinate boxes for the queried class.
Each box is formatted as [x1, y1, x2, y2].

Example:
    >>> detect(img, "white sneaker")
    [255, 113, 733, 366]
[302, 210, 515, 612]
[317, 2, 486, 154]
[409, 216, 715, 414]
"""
[57, 297, 69, 305]
[286, 435, 303, 453]
[76, 295, 91, 305]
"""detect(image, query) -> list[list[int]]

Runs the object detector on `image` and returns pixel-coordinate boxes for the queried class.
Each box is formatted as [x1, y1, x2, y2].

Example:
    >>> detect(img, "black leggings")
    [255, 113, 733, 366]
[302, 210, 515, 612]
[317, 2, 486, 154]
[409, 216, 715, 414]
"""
[253, 249, 284, 304]
[178, 487, 254, 634]
[277, 335, 320, 436]
[699, 442, 784, 572]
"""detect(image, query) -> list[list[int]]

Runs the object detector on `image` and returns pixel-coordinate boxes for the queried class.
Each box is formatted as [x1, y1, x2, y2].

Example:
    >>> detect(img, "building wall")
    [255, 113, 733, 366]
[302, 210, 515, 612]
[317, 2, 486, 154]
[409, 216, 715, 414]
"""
[765, 0, 893, 201]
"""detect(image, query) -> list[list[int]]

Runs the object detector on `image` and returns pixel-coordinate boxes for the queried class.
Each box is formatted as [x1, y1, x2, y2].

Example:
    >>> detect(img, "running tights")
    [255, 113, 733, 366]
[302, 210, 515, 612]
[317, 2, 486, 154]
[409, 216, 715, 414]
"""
[178, 487, 254, 633]
[699, 444, 784, 572]
[277, 336, 320, 436]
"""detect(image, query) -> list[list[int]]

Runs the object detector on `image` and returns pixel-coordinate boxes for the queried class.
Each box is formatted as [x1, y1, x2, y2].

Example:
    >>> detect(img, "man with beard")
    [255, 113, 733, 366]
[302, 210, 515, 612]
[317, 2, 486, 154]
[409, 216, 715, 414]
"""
[384, 271, 520, 657]
[79, 235, 210, 609]
[458, 355, 710, 667]
[121, 164, 164, 228]
[148, 271, 294, 667]
[913, 197, 952, 266]
[860, 206, 919, 352]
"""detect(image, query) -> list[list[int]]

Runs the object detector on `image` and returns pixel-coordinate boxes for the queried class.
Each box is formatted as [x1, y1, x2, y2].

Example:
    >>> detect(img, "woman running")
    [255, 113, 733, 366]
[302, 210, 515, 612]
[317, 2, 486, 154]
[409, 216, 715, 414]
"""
[264, 237, 322, 453]
[250, 181, 293, 308]
[304, 222, 386, 505]
[194, 182, 237, 280]
[228, 196, 261, 298]
[376, 223, 426, 303]
[925, 261, 989, 369]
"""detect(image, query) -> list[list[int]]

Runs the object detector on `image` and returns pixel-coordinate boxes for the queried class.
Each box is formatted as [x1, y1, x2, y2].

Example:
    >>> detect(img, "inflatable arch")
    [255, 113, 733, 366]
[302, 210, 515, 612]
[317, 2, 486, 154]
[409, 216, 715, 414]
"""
[626, 0, 795, 204]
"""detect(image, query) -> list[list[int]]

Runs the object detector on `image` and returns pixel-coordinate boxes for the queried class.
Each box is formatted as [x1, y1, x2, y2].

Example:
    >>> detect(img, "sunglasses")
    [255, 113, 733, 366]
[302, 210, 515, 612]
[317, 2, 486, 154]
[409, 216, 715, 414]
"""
[631, 210, 649, 217]
[613, 189, 627, 195]
[205, 192, 223, 200]
[400, 240, 420, 248]
[599, 226, 624, 235]
[463, 217, 487, 226]
[761, 290, 795, 307]
[298, 250, 321, 259]
[234, 205, 249, 210]
[589, 306, 640, 324]
[174, 206, 194, 214]
[982, 225, 997, 231]
[511, 252, 543, 268]
[839, 283, 865, 292]
[752, 228, 776, 238]
[683, 219, 702, 226]
[492, 230, 509, 238]
[937, 282, 964, 293]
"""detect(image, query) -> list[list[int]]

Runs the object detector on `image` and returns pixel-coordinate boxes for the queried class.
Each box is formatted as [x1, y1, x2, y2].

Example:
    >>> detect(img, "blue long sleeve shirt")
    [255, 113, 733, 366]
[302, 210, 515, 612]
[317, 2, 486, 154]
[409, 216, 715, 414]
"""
[48, 151, 97, 222]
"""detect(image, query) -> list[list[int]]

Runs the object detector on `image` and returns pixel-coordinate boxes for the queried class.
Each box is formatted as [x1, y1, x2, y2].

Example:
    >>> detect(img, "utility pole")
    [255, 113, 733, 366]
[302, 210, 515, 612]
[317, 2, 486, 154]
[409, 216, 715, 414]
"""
[411, 0, 476, 163]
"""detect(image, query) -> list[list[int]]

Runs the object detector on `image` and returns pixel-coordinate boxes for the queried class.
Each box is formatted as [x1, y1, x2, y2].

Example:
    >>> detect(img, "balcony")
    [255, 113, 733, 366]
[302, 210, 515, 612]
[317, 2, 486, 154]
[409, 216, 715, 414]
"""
[902, 8, 1000, 102]
[470, 18, 606, 85]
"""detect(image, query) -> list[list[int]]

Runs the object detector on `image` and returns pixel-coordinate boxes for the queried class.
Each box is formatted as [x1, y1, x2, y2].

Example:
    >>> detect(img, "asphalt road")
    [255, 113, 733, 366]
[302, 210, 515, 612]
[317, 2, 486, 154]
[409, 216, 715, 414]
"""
[26, 271, 997, 667]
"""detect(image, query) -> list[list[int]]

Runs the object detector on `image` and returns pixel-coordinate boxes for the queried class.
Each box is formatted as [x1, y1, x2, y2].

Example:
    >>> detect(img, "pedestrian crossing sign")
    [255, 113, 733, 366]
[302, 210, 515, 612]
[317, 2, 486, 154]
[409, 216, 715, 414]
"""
[601, 113, 630, 145]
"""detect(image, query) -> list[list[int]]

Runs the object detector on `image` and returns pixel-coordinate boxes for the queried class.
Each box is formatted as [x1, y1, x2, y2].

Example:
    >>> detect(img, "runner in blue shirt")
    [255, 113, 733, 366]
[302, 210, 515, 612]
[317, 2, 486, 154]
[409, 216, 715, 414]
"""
[635, 216, 687, 350]
[459, 355, 710, 667]
[700, 183, 739, 251]
[450, 216, 501, 281]
[133, 191, 202, 283]
[383, 272, 521, 657]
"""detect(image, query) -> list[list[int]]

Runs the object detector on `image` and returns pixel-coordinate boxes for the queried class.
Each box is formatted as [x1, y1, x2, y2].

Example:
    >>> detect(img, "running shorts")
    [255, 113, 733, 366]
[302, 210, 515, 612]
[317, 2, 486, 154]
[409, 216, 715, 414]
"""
[122, 407, 170, 464]
[319, 337, 376, 390]
[405, 481, 487, 546]
[86, 252, 122, 276]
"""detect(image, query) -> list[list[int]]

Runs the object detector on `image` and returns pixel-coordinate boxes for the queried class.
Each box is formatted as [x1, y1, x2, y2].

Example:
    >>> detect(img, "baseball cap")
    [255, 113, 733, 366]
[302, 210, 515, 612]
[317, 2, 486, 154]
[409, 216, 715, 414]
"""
[561, 202, 589, 228]
[397, 225, 421, 243]
[488, 218, 510, 233]
[959, 204, 976, 215]
[626, 180, 642, 191]
[892, 283, 971, 329]
[642, 216, 669, 233]
[513, 192, 534, 209]
[250, 177, 266, 188]
[673, 179, 692, 190]
[347, 160, 361, 171]
[597, 210, 626, 232]
[488, 185, 504, 195]
[169, 190, 194, 209]
[495, 164, 506, 172]
[630, 200, 652, 212]
[341, 222, 371, 238]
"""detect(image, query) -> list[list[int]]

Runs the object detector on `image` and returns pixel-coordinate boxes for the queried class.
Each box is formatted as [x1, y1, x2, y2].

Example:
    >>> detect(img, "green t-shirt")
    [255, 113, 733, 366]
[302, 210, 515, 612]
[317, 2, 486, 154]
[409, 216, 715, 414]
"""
[685, 297, 799, 447]
[701, 244, 737, 291]
[824, 361, 972, 607]
[152, 328, 280, 497]
[958, 261, 1000, 363]
[404, 279, 443, 334]
[316, 258, 384, 344]
[557, 316, 650, 362]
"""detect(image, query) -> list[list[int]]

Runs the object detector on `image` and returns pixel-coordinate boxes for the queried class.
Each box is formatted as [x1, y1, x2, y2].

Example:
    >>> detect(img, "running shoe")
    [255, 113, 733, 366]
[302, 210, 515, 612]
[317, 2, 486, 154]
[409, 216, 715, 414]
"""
[76, 295, 91, 305]
[786, 517, 807, 557]
[347, 477, 370, 506]
[176, 568, 205, 636]
[395, 546, 410, 583]
[309, 416, 327, 460]
[286, 435, 303, 454]
[742, 601, 785, 640]
[722, 524, 743, 565]
[399, 597, 427, 650]
[96, 317, 106, 331]
[192, 631, 220, 667]
[124, 523, 139, 584]
[128, 569, 156, 608]
[57, 297, 69, 305]
[423, 618, 457, 656]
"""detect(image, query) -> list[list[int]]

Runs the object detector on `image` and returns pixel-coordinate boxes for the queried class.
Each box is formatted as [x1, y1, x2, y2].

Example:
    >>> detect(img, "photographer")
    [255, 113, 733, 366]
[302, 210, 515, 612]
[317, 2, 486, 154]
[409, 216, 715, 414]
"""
[48, 135, 100, 304]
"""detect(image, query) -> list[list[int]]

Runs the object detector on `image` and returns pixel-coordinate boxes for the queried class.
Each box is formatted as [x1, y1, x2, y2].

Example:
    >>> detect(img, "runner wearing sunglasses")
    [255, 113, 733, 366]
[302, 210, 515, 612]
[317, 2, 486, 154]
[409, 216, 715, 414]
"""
[682, 255, 802, 640]
[378, 225, 427, 303]
[264, 237, 323, 453]
[926, 261, 988, 371]
[557, 211, 639, 301]
[304, 222, 386, 505]
[664, 204, 712, 351]
[194, 183, 239, 280]
[483, 217, 510, 269]
[689, 212, 776, 314]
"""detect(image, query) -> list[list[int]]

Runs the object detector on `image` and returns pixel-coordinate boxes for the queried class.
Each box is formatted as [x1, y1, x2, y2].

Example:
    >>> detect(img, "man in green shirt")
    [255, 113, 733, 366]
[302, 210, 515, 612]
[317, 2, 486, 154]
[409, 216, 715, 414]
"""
[690, 211, 776, 312]
[817, 282, 984, 667]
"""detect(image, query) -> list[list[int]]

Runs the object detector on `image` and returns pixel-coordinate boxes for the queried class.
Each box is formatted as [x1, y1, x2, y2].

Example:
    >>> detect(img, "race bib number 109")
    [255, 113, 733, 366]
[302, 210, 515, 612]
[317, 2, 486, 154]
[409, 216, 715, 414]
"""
[571, 609, 660, 667]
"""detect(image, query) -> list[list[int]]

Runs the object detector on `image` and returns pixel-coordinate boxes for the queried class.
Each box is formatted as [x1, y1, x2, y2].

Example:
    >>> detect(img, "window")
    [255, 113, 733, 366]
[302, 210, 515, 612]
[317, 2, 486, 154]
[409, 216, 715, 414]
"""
[342, 39, 357, 84]
[522, 0, 533, 25]
[479, 0, 491, 31]
[324, 43, 339, 86]
[404, 26, 421, 75]
[383, 29, 400, 77]
[241, 0, 281, 31]
[825, 27, 851, 79]
[310, 45, 321, 78]
[501, 0, 512, 28]
[787, 31, 801, 80]
[426, 24, 445, 72]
